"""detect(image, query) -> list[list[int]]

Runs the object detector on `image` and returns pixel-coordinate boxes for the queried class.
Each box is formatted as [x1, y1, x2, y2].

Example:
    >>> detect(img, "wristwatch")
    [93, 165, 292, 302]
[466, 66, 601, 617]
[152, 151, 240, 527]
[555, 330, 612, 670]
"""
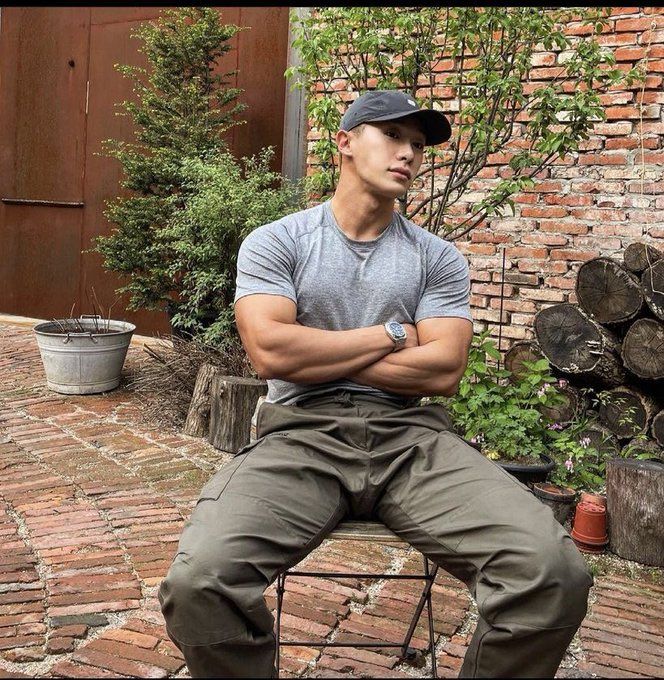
[384, 321, 407, 351]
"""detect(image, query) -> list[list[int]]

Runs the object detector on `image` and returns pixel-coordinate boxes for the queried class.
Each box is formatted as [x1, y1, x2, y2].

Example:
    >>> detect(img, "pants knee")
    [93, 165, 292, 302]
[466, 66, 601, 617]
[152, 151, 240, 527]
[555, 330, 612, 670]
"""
[519, 536, 593, 629]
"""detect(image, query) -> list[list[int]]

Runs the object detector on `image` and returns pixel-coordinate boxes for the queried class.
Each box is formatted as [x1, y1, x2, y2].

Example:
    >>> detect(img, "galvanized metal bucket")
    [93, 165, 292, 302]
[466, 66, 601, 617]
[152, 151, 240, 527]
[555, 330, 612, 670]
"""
[33, 316, 136, 394]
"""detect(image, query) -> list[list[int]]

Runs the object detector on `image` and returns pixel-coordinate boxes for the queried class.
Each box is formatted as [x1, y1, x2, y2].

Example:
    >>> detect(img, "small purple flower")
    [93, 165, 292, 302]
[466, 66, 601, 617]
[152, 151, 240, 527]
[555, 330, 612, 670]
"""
[558, 379, 568, 388]
[548, 422, 563, 431]
[565, 459, 574, 472]
[579, 437, 591, 449]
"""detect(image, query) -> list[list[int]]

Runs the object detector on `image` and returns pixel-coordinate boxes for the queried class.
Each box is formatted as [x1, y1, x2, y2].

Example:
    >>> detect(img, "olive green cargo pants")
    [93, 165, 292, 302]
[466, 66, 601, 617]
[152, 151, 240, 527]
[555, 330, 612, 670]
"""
[158, 391, 592, 678]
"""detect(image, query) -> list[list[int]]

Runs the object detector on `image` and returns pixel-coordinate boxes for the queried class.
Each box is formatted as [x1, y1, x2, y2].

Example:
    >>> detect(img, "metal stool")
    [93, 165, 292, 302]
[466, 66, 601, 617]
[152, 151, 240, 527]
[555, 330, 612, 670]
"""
[274, 519, 439, 678]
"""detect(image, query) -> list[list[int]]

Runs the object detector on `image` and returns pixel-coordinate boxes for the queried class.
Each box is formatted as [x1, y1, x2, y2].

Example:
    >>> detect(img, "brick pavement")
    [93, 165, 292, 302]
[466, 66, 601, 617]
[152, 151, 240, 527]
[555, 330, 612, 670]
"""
[0, 317, 662, 678]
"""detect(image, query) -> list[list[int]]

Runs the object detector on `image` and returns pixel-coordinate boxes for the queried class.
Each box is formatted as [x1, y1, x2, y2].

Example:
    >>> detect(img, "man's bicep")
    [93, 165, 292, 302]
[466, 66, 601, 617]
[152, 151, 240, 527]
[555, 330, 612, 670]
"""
[235, 294, 297, 334]
[416, 316, 474, 370]
[234, 295, 298, 373]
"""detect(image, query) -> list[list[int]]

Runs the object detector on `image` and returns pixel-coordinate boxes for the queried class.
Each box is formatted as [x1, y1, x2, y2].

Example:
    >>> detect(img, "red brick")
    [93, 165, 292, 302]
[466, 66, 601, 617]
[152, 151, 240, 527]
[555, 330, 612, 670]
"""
[544, 276, 576, 290]
[520, 206, 568, 218]
[104, 628, 160, 650]
[613, 45, 648, 60]
[517, 261, 568, 275]
[506, 246, 548, 259]
[616, 16, 662, 31]
[570, 208, 627, 221]
[550, 249, 599, 262]
[539, 221, 589, 235]
[544, 194, 594, 207]
[86, 638, 184, 673]
[72, 647, 169, 678]
[598, 32, 639, 46]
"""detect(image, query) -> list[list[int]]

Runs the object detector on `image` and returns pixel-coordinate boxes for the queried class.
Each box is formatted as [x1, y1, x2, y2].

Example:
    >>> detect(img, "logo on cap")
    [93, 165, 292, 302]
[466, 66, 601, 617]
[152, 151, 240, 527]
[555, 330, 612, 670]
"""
[407, 99, 416, 106]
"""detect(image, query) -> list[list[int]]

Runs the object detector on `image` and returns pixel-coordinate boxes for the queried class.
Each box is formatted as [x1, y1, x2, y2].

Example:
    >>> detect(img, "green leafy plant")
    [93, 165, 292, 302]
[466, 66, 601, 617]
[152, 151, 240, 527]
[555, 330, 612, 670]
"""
[161, 149, 304, 349]
[92, 7, 247, 325]
[287, 7, 643, 239]
[548, 423, 609, 492]
[438, 331, 566, 463]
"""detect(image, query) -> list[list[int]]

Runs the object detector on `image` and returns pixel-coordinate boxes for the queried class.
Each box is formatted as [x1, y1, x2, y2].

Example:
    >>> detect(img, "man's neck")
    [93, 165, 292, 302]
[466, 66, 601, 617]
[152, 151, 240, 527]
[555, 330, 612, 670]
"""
[329, 184, 396, 241]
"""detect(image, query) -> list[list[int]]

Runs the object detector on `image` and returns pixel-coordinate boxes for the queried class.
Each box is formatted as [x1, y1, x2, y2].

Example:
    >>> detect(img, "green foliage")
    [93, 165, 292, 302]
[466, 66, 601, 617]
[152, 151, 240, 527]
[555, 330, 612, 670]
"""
[286, 7, 644, 238]
[437, 331, 566, 462]
[437, 332, 633, 492]
[548, 423, 611, 492]
[161, 149, 304, 349]
[92, 7, 246, 316]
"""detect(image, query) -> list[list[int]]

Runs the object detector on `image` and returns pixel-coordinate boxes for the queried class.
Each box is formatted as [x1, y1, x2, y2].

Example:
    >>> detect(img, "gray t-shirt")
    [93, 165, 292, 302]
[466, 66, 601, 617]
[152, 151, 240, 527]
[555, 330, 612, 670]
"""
[234, 200, 472, 406]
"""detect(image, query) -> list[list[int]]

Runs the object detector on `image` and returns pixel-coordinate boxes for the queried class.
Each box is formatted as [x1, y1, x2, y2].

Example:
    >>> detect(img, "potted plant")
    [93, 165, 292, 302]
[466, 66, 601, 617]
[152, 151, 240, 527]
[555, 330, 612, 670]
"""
[34, 306, 135, 395]
[438, 331, 570, 486]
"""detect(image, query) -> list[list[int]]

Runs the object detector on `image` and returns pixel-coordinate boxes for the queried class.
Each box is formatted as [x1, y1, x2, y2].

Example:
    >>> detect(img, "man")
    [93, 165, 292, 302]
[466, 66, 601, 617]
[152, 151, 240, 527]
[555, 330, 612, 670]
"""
[159, 90, 592, 678]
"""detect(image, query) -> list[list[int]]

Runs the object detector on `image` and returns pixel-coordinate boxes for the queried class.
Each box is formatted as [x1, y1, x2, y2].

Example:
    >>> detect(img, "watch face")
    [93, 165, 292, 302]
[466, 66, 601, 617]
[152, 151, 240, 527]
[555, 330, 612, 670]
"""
[388, 322, 406, 339]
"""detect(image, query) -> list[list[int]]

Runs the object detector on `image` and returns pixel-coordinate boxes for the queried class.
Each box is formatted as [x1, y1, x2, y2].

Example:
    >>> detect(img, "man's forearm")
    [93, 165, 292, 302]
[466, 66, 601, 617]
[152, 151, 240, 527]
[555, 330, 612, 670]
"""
[256, 322, 396, 383]
[347, 341, 465, 397]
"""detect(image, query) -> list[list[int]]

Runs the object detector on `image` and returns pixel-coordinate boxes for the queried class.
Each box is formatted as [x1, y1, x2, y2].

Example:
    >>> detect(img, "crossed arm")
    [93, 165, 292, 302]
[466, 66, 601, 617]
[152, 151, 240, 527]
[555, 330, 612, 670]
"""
[234, 294, 473, 397]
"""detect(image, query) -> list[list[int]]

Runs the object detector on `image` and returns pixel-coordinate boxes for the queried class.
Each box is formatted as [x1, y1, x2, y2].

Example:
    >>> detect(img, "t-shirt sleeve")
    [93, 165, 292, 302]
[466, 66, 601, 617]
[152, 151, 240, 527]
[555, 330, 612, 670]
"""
[414, 242, 473, 323]
[234, 223, 297, 304]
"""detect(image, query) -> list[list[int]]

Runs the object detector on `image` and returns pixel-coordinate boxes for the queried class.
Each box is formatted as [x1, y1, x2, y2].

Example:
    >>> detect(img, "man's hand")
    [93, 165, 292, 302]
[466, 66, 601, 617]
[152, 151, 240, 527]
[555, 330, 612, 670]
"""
[347, 317, 473, 397]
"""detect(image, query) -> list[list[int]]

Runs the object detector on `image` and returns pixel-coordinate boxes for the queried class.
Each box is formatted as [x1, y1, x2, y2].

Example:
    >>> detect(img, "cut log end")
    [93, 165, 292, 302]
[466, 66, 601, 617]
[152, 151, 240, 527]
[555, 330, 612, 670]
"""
[598, 386, 658, 440]
[622, 318, 664, 381]
[641, 259, 664, 322]
[576, 257, 643, 324]
[624, 242, 663, 275]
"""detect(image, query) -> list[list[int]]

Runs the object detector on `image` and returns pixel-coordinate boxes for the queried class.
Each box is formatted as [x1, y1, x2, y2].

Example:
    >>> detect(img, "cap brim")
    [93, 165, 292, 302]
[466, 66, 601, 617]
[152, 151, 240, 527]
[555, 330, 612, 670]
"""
[363, 109, 452, 145]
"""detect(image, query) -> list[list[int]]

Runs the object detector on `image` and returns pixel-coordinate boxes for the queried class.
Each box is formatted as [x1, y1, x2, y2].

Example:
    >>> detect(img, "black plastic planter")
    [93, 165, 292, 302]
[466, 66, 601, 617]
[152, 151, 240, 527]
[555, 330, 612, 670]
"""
[497, 453, 556, 487]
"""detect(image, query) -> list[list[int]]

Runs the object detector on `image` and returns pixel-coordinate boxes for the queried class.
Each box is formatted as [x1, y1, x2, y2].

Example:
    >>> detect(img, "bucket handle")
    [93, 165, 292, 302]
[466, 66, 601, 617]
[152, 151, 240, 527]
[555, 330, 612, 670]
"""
[62, 315, 101, 344]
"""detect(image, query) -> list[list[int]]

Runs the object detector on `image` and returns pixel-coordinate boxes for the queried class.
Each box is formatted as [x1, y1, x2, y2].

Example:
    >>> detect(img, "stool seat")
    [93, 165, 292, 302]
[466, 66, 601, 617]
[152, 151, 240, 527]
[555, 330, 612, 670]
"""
[327, 520, 407, 544]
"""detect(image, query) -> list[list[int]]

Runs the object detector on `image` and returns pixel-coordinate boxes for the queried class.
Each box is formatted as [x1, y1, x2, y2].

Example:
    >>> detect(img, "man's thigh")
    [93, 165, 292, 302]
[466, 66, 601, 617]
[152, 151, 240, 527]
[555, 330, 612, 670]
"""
[375, 429, 581, 602]
[176, 431, 349, 583]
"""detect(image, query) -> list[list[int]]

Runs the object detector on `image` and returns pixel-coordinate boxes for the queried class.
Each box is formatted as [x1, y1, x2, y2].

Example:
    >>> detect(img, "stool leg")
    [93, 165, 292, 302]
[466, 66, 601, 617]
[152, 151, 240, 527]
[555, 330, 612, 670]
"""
[424, 557, 437, 679]
[275, 573, 286, 677]
[400, 555, 439, 660]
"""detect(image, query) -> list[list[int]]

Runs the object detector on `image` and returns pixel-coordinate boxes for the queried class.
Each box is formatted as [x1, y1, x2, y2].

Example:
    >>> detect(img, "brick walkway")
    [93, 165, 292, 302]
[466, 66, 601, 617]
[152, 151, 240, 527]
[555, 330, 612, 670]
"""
[0, 317, 662, 679]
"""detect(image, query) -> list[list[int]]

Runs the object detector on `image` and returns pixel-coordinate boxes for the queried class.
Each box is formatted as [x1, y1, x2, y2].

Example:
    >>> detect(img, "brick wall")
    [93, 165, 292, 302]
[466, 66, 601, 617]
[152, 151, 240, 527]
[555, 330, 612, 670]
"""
[305, 7, 664, 348]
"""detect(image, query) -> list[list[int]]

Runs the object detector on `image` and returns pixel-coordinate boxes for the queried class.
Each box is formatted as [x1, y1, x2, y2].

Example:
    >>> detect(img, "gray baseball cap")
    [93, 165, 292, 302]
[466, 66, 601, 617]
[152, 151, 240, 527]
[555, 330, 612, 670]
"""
[339, 90, 451, 145]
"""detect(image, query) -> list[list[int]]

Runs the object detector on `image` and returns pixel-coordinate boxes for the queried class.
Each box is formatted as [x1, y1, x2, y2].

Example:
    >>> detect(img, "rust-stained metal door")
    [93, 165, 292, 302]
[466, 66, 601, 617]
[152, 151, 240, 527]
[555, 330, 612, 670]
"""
[0, 8, 90, 318]
[1, 7, 291, 336]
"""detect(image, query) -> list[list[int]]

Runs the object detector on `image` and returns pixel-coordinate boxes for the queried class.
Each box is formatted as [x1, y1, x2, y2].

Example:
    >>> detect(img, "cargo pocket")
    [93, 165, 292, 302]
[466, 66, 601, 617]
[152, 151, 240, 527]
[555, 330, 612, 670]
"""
[197, 432, 290, 502]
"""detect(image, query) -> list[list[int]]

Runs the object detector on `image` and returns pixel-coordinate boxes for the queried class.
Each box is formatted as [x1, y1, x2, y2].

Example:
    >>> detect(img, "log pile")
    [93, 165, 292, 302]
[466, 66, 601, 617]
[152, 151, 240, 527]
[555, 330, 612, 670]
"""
[511, 242, 664, 461]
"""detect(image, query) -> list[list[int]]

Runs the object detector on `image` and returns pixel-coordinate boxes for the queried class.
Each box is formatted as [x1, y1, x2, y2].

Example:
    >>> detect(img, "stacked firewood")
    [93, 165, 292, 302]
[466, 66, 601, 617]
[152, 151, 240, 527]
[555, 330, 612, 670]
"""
[505, 242, 664, 461]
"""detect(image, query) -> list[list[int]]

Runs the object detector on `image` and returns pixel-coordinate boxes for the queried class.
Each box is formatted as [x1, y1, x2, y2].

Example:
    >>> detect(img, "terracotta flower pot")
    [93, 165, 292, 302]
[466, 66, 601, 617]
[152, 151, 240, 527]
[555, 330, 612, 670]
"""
[571, 501, 608, 553]
[579, 491, 606, 509]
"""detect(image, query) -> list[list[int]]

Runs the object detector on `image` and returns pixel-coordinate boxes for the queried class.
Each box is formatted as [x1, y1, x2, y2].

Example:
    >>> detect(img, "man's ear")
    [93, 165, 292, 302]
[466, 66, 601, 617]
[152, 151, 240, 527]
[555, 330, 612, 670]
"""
[336, 129, 353, 160]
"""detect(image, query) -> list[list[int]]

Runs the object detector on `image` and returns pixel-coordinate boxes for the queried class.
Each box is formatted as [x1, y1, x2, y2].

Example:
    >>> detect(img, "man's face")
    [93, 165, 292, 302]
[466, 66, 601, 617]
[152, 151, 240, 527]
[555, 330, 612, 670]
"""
[344, 116, 427, 200]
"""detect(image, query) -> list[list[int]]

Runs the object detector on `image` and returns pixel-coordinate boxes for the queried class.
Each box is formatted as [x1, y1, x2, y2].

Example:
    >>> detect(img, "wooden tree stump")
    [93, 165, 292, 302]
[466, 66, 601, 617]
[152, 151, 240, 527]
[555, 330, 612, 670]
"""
[624, 242, 663, 275]
[606, 458, 664, 566]
[622, 318, 664, 381]
[208, 375, 268, 453]
[576, 257, 644, 325]
[534, 303, 626, 387]
[598, 386, 659, 440]
[504, 341, 545, 383]
[183, 363, 220, 438]
[641, 259, 664, 321]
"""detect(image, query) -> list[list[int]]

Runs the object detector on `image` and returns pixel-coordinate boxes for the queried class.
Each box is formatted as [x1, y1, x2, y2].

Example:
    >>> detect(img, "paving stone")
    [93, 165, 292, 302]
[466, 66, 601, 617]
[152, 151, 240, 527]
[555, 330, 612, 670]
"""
[50, 614, 108, 628]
